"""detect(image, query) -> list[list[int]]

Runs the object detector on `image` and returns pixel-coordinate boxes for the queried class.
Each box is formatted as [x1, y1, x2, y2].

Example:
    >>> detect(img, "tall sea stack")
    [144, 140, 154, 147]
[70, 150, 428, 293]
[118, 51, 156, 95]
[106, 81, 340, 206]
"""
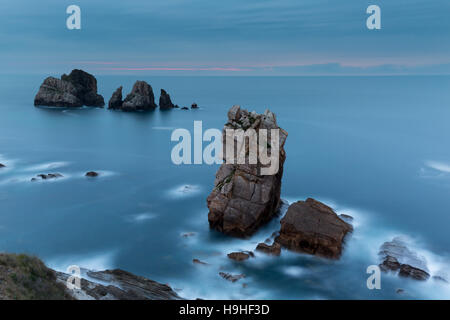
[207, 105, 288, 237]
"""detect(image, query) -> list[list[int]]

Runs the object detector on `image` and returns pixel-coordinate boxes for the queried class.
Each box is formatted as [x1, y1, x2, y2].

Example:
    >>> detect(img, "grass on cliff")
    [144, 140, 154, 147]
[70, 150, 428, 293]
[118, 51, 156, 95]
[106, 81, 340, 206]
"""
[0, 253, 72, 300]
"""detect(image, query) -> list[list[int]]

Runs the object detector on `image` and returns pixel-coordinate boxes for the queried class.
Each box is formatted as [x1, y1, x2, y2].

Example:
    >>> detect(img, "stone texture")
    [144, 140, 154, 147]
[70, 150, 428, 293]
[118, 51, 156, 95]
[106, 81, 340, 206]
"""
[34, 77, 82, 107]
[275, 198, 353, 259]
[121, 81, 157, 111]
[207, 105, 288, 237]
[108, 86, 123, 109]
[159, 89, 175, 109]
[256, 242, 281, 256]
[379, 237, 430, 281]
[34, 69, 105, 107]
[227, 251, 254, 261]
[57, 269, 181, 300]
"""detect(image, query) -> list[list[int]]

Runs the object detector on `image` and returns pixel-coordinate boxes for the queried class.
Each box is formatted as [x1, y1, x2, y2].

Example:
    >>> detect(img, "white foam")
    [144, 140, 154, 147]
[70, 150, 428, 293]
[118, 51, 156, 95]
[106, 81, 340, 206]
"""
[127, 212, 157, 223]
[425, 160, 450, 173]
[167, 184, 202, 199]
[23, 161, 71, 172]
[47, 250, 117, 273]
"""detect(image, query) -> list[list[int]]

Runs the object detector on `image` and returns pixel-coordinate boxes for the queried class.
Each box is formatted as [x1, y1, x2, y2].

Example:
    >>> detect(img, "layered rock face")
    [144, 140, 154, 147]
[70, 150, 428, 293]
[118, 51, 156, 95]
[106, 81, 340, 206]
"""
[34, 69, 105, 107]
[159, 89, 175, 109]
[207, 105, 288, 237]
[57, 269, 181, 300]
[379, 237, 430, 281]
[121, 81, 157, 111]
[275, 198, 353, 259]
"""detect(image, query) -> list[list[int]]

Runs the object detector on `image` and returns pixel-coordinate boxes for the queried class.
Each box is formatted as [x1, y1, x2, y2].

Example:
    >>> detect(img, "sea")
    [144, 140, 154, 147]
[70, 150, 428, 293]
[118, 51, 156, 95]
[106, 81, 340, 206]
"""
[0, 74, 449, 299]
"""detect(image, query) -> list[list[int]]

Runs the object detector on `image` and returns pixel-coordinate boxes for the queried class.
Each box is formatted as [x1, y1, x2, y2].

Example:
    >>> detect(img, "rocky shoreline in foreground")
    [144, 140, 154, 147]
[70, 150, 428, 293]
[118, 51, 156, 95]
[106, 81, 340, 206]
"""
[0, 253, 181, 300]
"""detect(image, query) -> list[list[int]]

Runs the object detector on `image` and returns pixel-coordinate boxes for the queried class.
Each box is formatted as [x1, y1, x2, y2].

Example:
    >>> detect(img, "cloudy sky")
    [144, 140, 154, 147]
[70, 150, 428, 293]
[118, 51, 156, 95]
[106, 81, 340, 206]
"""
[1, 0, 449, 75]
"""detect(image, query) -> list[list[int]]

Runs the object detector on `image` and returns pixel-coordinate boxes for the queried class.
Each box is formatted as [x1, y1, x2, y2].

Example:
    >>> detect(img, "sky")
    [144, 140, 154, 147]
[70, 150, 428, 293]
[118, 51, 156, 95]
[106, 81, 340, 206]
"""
[1, 0, 449, 75]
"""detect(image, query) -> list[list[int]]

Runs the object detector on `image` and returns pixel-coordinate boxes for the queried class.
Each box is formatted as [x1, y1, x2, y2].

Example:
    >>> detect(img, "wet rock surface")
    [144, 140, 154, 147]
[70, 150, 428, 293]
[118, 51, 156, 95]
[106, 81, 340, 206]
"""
[31, 173, 63, 181]
[256, 242, 281, 256]
[275, 198, 353, 259]
[207, 105, 288, 237]
[219, 272, 246, 283]
[192, 259, 208, 265]
[85, 171, 99, 177]
[227, 251, 254, 261]
[379, 237, 430, 281]
[34, 69, 105, 107]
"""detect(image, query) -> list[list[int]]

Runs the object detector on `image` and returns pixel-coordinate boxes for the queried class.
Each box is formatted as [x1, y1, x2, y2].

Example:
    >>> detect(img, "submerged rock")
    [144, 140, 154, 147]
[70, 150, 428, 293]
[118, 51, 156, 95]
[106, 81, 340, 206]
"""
[219, 272, 246, 283]
[120, 81, 157, 111]
[227, 251, 254, 261]
[379, 237, 430, 281]
[159, 89, 175, 109]
[256, 242, 281, 256]
[31, 173, 63, 181]
[85, 171, 99, 177]
[275, 198, 353, 259]
[34, 69, 104, 108]
[207, 105, 288, 237]
[192, 259, 208, 265]
[108, 86, 123, 109]
[181, 106, 189, 110]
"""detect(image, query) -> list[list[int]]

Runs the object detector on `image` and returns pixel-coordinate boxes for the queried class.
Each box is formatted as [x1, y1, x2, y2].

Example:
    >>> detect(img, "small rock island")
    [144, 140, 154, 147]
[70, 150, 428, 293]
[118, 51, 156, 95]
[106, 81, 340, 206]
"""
[34, 69, 105, 108]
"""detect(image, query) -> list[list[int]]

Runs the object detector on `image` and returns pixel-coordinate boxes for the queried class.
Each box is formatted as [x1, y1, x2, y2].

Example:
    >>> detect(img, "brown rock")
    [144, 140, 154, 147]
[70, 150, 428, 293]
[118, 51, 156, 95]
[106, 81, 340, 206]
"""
[256, 242, 281, 256]
[227, 251, 253, 261]
[275, 198, 353, 259]
[192, 259, 208, 265]
[207, 106, 288, 237]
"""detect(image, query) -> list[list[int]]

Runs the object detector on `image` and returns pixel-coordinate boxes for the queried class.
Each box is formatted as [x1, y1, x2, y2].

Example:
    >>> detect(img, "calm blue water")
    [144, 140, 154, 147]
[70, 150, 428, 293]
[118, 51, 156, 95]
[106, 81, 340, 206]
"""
[0, 75, 449, 299]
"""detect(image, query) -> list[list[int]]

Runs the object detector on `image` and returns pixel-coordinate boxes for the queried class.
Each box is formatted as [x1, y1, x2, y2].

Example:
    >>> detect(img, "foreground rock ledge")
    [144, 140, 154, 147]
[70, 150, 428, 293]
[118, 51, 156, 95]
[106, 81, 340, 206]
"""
[34, 69, 105, 108]
[275, 198, 353, 259]
[207, 105, 288, 237]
